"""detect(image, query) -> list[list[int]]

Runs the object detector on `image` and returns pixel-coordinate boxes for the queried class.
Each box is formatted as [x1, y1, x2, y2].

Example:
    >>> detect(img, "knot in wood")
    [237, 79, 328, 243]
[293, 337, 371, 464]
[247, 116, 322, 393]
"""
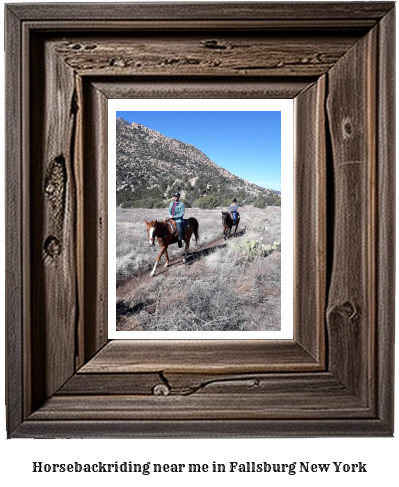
[342, 119, 353, 137]
[201, 40, 227, 50]
[44, 236, 61, 258]
[339, 301, 358, 321]
[45, 181, 56, 196]
[328, 301, 358, 323]
[152, 383, 170, 396]
[45, 156, 66, 210]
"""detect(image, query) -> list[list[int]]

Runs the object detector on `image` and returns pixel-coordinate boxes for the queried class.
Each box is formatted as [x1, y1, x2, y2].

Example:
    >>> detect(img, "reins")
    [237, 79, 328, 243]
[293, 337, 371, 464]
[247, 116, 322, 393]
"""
[153, 221, 175, 241]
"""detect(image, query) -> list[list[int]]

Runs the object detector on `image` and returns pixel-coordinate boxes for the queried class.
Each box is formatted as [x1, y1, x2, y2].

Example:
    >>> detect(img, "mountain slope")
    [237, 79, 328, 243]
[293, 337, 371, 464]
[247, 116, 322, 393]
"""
[116, 117, 280, 208]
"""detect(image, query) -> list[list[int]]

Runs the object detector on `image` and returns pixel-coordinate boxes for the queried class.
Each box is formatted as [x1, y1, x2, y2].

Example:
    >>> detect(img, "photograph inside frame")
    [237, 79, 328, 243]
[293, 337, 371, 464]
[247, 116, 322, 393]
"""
[108, 99, 293, 339]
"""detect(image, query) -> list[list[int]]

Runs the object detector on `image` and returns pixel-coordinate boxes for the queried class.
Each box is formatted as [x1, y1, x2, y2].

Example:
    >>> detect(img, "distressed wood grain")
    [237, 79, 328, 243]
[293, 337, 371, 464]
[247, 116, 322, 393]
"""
[7, 2, 394, 22]
[14, 418, 390, 439]
[30, 37, 78, 407]
[54, 33, 360, 78]
[294, 76, 326, 363]
[326, 26, 377, 404]
[79, 340, 321, 374]
[90, 78, 312, 100]
[80, 81, 109, 363]
[58, 372, 162, 396]
[29, 396, 372, 421]
[375, 6, 395, 431]
[59, 371, 353, 397]
[5, 5, 25, 436]
[5, 2, 395, 438]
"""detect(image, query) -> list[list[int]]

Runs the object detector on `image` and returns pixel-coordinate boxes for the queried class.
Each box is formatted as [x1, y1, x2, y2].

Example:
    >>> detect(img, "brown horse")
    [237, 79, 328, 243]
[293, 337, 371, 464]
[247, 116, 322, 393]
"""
[145, 218, 199, 276]
[222, 211, 240, 240]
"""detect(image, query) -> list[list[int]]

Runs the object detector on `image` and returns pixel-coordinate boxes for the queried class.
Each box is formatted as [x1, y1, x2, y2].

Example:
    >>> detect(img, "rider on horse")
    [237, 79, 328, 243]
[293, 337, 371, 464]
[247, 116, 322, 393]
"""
[228, 198, 239, 225]
[168, 192, 185, 247]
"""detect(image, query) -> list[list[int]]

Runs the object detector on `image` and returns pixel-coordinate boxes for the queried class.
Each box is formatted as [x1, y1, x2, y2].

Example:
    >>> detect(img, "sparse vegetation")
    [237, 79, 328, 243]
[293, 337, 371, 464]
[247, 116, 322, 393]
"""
[254, 194, 281, 208]
[116, 117, 280, 209]
[192, 194, 219, 209]
[115, 118, 282, 332]
[116, 205, 281, 332]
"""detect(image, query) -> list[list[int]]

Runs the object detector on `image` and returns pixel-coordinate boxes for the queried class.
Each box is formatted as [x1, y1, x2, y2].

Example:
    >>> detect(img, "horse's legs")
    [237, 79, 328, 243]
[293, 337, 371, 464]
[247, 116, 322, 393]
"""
[163, 248, 170, 268]
[150, 246, 166, 276]
[183, 229, 194, 262]
[183, 238, 189, 262]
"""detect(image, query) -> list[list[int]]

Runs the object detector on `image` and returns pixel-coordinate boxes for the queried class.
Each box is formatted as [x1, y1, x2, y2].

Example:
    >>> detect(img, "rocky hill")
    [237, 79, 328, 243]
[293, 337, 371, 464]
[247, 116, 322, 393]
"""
[116, 117, 280, 209]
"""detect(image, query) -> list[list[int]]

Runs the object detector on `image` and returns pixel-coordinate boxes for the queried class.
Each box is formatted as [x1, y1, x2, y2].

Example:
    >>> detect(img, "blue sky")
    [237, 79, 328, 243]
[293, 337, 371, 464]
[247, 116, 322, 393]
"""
[116, 111, 281, 192]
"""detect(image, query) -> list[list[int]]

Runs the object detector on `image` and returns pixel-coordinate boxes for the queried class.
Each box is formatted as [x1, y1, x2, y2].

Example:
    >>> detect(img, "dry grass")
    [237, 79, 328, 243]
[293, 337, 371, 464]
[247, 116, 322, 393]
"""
[116, 205, 281, 332]
[116, 207, 220, 286]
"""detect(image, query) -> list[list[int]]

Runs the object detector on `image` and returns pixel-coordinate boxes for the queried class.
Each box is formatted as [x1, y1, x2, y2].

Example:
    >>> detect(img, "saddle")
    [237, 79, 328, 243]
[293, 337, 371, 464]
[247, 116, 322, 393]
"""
[166, 219, 186, 239]
[229, 212, 240, 225]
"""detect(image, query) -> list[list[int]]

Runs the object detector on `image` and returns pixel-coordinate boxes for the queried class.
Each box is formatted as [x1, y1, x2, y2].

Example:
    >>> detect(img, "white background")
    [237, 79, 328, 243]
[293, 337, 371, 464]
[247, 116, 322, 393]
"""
[1, 1, 397, 486]
[108, 98, 294, 339]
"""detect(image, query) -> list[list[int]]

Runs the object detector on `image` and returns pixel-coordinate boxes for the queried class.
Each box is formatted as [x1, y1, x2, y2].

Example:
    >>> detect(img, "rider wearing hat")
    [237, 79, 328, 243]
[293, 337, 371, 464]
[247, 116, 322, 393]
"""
[228, 198, 239, 225]
[168, 192, 185, 248]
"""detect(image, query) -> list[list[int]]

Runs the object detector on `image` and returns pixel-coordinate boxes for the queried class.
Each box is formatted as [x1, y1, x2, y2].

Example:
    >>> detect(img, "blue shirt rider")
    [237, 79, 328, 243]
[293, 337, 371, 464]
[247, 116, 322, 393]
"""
[168, 192, 185, 247]
[228, 198, 238, 224]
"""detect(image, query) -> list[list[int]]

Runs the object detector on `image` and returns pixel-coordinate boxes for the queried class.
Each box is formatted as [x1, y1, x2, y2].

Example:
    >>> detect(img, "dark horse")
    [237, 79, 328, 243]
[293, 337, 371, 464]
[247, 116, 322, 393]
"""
[145, 218, 199, 276]
[222, 211, 240, 240]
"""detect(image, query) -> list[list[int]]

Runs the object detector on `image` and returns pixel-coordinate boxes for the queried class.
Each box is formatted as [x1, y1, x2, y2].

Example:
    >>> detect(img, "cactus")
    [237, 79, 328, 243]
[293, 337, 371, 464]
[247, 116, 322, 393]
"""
[272, 241, 281, 251]
[232, 238, 280, 259]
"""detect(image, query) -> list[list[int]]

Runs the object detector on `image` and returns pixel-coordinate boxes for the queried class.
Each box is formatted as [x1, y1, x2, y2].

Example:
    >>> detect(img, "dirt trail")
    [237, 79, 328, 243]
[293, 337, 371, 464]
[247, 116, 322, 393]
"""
[116, 229, 245, 299]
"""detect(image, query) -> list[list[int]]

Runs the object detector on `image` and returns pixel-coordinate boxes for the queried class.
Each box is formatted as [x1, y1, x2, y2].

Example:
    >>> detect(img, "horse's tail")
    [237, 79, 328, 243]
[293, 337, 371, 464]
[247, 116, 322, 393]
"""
[189, 217, 199, 243]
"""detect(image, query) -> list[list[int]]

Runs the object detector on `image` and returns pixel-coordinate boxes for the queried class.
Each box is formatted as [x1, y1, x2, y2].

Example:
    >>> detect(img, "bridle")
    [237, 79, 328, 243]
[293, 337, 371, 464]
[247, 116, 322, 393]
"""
[148, 220, 175, 247]
[148, 223, 157, 246]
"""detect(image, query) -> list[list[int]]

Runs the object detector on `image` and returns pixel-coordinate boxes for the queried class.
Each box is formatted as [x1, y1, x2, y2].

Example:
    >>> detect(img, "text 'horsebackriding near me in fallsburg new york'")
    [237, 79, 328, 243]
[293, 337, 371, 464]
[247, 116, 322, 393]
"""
[145, 192, 199, 277]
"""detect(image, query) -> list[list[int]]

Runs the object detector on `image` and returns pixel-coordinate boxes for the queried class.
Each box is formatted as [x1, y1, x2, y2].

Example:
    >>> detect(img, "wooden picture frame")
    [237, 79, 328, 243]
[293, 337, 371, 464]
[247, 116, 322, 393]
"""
[5, 2, 395, 438]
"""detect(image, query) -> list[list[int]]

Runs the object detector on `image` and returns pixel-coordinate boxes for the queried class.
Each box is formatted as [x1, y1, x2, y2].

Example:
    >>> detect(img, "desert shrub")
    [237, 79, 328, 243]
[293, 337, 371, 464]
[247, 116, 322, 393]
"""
[115, 206, 219, 284]
[184, 181, 194, 191]
[116, 184, 166, 208]
[193, 194, 219, 209]
[118, 244, 281, 332]
[254, 194, 281, 208]
[220, 197, 233, 207]
[180, 198, 191, 208]
[115, 205, 281, 331]
[222, 196, 239, 207]
[152, 200, 165, 209]
[232, 238, 280, 259]
[158, 180, 168, 191]
[254, 195, 268, 208]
